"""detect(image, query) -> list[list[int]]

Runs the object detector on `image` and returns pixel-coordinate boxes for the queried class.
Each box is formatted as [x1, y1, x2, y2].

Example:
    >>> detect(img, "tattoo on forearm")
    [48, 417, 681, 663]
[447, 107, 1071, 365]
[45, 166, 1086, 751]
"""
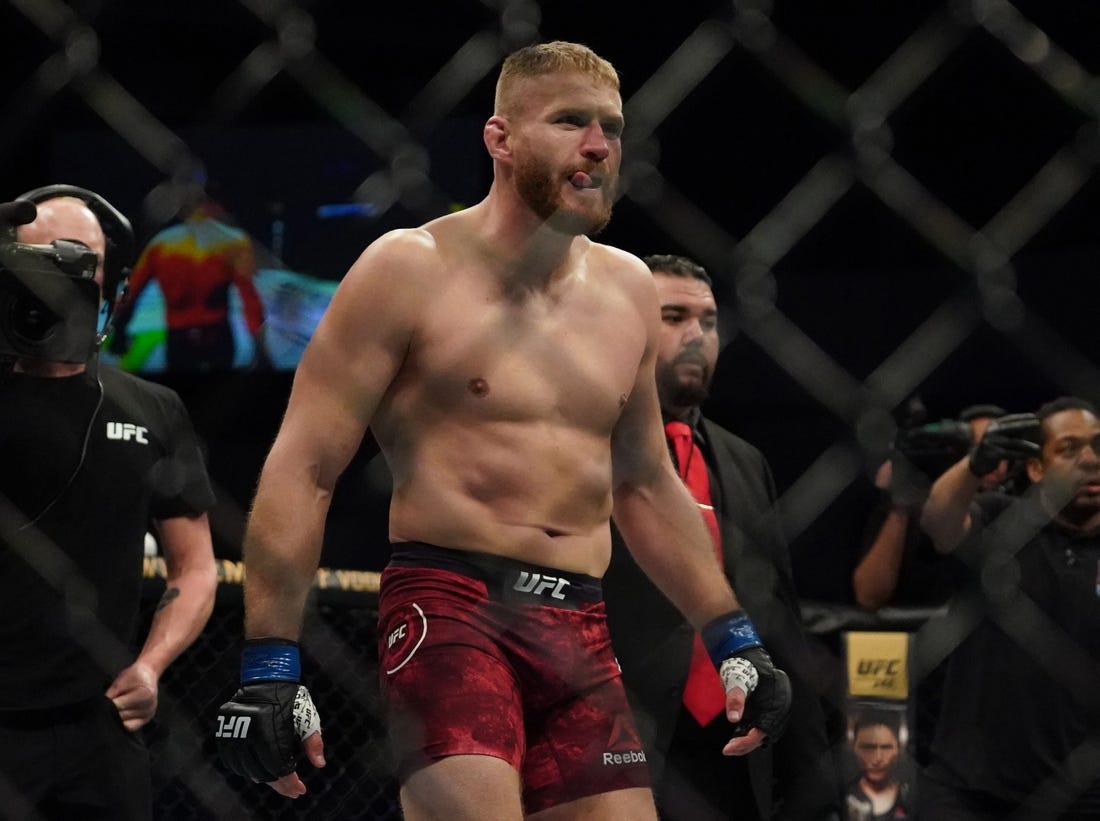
[157, 587, 180, 611]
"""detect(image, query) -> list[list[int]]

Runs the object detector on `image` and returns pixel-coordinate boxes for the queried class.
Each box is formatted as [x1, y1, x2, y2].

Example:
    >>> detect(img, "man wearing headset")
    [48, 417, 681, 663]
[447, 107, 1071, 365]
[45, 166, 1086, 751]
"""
[0, 188, 217, 820]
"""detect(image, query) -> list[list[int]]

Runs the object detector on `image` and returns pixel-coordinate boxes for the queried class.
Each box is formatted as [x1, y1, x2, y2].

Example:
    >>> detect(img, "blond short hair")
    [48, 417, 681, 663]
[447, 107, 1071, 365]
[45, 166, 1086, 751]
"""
[494, 41, 620, 118]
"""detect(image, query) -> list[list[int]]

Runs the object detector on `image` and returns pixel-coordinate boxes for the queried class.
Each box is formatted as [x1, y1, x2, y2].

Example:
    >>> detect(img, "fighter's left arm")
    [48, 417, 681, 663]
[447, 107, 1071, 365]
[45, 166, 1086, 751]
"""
[609, 260, 790, 753]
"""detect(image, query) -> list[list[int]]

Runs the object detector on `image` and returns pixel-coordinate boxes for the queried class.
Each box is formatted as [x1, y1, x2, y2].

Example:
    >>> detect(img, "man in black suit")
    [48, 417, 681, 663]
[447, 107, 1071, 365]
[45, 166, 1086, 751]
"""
[603, 254, 841, 820]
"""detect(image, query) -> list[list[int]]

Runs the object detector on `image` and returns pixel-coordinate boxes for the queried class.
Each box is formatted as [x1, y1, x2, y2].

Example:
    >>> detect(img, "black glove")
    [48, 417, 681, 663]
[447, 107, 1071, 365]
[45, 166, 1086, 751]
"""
[720, 646, 792, 742]
[703, 611, 793, 744]
[968, 413, 1041, 477]
[891, 419, 971, 501]
[215, 640, 321, 783]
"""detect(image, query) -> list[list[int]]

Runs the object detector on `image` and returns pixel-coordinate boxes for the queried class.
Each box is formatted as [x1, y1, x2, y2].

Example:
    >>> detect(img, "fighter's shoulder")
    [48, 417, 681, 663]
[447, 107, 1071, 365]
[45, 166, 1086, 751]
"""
[350, 226, 441, 273]
[588, 242, 651, 278]
[336, 226, 444, 301]
[587, 242, 657, 304]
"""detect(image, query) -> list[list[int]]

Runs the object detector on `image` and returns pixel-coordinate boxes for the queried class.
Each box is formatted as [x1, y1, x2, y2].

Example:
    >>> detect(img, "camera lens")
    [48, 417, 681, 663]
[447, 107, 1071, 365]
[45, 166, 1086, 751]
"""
[6, 292, 58, 344]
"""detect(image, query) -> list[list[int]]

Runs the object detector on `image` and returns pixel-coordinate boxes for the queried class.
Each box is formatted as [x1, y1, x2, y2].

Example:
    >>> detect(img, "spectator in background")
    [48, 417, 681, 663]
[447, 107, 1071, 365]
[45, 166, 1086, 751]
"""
[0, 189, 217, 820]
[852, 404, 1010, 612]
[110, 184, 268, 372]
[854, 404, 1023, 774]
[918, 397, 1100, 818]
[603, 254, 840, 821]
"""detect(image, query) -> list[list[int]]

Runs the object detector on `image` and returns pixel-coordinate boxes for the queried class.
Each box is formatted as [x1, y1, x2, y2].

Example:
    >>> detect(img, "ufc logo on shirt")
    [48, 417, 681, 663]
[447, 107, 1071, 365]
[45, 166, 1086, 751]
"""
[106, 422, 149, 444]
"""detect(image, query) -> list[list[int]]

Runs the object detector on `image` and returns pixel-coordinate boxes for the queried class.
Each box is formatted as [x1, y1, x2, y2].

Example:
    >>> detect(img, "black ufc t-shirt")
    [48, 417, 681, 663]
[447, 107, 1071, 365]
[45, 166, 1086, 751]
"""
[0, 365, 215, 709]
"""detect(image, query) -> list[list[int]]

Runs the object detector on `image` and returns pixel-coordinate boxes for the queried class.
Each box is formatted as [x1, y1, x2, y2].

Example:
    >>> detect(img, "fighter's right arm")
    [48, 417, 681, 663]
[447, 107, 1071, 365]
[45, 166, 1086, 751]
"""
[220, 231, 433, 796]
[242, 230, 430, 640]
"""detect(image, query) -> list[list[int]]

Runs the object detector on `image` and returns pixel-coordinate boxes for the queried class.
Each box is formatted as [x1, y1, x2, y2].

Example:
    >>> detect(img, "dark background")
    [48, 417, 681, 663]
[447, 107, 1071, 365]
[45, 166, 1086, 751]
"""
[4, 0, 1100, 602]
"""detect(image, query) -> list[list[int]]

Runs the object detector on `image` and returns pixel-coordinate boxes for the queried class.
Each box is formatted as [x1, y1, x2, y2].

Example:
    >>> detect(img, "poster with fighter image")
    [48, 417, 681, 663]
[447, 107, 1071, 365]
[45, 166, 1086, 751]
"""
[843, 632, 915, 820]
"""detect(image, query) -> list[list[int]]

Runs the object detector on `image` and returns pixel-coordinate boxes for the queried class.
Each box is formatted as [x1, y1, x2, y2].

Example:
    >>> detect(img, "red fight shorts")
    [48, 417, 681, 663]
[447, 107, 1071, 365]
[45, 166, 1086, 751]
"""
[377, 542, 651, 814]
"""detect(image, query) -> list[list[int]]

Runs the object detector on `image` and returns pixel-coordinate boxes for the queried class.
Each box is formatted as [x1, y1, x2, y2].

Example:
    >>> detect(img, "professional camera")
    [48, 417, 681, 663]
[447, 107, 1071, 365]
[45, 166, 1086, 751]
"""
[894, 418, 973, 477]
[0, 239, 100, 363]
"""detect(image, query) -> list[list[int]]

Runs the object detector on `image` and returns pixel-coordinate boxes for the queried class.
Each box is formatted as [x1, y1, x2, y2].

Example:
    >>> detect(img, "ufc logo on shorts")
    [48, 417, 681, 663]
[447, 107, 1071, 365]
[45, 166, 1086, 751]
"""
[387, 623, 407, 648]
[215, 715, 251, 739]
[513, 571, 570, 600]
[106, 422, 149, 444]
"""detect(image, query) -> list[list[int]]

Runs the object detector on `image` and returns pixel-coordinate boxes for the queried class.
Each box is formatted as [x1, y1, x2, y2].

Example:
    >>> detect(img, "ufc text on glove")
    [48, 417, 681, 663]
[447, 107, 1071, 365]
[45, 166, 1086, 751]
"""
[214, 639, 322, 785]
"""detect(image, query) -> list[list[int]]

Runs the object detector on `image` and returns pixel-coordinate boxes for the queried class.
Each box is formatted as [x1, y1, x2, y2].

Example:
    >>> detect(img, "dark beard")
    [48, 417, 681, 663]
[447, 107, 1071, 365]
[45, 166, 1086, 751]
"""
[664, 379, 709, 409]
[515, 155, 613, 236]
[658, 363, 710, 408]
[658, 353, 712, 409]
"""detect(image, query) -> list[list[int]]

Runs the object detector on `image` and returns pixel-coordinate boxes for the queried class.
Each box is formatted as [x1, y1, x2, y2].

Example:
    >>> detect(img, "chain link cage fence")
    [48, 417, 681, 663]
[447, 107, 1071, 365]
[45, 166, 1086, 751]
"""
[4, 0, 1100, 818]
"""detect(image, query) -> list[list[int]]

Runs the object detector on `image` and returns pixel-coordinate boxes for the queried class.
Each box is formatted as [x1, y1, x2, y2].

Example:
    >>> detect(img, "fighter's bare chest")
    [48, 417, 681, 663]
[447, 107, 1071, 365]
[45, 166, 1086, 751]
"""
[409, 289, 643, 422]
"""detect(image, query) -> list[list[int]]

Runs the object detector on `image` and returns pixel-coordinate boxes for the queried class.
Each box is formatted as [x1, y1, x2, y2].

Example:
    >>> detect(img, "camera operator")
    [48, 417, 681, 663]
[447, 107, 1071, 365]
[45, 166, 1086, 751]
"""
[917, 398, 1100, 817]
[852, 404, 1010, 612]
[0, 189, 217, 820]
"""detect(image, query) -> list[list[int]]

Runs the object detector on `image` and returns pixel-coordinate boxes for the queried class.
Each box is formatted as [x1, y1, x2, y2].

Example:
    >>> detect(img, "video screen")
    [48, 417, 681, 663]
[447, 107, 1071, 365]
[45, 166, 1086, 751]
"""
[48, 120, 488, 373]
[105, 256, 339, 372]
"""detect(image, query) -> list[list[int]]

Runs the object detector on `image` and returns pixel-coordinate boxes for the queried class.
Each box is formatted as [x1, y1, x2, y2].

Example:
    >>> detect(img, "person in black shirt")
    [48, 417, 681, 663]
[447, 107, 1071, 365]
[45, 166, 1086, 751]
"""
[918, 396, 1100, 819]
[0, 190, 217, 821]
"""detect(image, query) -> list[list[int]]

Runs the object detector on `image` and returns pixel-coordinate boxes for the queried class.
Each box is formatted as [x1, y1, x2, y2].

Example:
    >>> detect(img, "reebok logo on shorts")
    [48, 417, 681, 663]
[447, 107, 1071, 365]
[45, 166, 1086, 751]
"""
[602, 719, 647, 766]
[601, 714, 646, 766]
[602, 749, 647, 766]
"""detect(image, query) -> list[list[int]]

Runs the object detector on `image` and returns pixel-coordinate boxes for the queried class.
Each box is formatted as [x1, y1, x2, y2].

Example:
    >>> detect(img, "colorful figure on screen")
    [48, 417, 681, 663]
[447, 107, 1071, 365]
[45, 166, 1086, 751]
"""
[111, 185, 268, 372]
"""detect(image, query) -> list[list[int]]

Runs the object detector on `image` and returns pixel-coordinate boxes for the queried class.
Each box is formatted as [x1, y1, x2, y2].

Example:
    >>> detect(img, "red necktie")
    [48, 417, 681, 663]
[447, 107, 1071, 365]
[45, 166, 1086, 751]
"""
[664, 420, 727, 726]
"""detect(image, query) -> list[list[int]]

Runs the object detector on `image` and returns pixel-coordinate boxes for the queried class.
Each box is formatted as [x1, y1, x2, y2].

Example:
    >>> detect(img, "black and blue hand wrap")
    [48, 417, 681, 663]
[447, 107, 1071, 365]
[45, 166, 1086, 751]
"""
[701, 610, 792, 743]
[216, 638, 320, 783]
[241, 639, 301, 683]
[702, 610, 762, 667]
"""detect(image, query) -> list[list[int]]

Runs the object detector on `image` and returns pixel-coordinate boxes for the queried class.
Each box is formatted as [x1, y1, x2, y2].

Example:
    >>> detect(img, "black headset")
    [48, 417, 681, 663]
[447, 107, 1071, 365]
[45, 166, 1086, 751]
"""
[5, 185, 131, 528]
[15, 184, 135, 343]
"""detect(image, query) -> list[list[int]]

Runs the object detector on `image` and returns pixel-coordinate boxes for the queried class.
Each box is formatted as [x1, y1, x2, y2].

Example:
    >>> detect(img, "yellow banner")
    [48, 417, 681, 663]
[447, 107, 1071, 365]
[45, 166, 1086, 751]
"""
[846, 631, 909, 700]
